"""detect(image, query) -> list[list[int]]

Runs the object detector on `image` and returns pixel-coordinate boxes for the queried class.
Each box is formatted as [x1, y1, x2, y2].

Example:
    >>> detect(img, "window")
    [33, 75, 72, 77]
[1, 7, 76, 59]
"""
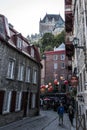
[15, 92, 22, 111]
[3, 91, 11, 113]
[33, 69, 37, 84]
[7, 59, 14, 79]
[31, 47, 34, 57]
[53, 55, 58, 60]
[18, 64, 24, 81]
[61, 62, 65, 68]
[54, 63, 58, 69]
[31, 93, 36, 108]
[17, 37, 23, 49]
[25, 66, 31, 82]
[61, 54, 65, 60]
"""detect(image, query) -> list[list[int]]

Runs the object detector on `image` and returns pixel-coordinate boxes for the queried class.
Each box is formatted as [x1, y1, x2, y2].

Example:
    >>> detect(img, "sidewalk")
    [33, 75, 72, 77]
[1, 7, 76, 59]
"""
[0, 111, 46, 130]
[71, 118, 76, 130]
[0, 110, 76, 130]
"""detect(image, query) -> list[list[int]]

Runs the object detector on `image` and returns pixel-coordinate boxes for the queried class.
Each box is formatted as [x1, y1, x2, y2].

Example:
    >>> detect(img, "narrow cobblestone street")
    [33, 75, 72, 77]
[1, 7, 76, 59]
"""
[0, 110, 76, 130]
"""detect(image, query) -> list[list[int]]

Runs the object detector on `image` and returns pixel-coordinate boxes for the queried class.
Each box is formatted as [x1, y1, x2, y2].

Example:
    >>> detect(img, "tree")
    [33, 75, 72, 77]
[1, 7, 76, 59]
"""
[31, 30, 65, 56]
[41, 33, 54, 51]
[45, 45, 53, 51]
[54, 30, 65, 47]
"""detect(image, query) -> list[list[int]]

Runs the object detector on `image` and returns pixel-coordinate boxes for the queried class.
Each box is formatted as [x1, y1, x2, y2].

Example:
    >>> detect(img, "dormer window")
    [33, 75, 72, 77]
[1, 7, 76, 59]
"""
[31, 47, 34, 57]
[17, 37, 23, 49]
[0, 15, 10, 39]
[0, 16, 5, 38]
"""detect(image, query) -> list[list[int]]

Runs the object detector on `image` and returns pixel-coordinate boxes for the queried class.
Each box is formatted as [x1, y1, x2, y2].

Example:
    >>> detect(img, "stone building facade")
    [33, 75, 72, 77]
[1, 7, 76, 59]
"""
[0, 14, 42, 126]
[72, 0, 87, 126]
[65, 0, 87, 128]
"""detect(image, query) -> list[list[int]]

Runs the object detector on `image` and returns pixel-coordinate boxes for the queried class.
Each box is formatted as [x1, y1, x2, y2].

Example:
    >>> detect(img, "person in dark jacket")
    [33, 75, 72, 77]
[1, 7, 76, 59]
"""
[68, 105, 74, 126]
[57, 103, 64, 125]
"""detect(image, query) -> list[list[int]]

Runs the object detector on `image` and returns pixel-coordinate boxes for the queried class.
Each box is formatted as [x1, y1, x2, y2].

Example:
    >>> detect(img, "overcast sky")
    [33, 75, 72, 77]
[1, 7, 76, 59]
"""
[0, 0, 64, 37]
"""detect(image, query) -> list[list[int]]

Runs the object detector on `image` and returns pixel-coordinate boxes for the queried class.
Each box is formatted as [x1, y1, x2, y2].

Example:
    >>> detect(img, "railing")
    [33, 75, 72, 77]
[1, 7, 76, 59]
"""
[76, 113, 86, 130]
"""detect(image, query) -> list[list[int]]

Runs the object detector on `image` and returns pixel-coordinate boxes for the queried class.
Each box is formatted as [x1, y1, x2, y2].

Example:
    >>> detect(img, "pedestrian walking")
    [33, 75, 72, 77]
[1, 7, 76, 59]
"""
[57, 103, 64, 125]
[68, 104, 74, 126]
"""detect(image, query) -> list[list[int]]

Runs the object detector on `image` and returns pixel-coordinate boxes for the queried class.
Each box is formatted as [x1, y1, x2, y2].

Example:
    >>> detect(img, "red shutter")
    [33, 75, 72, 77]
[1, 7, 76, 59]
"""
[21, 91, 28, 117]
[0, 90, 5, 114]
[10, 91, 16, 112]
[21, 92, 26, 110]
[29, 92, 32, 109]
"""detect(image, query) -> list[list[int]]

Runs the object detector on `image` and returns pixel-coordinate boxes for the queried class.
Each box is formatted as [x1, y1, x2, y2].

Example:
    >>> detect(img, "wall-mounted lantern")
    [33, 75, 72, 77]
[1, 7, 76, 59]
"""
[72, 37, 87, 71]
[72, 37, 85, 50]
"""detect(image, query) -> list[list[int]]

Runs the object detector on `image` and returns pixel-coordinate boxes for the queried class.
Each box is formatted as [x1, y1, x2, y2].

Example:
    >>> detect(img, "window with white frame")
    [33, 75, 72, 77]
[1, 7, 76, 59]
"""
[31, 47, 34, 57]
[17, 37, 23, 49]
[31, 93, 36, 108]
[7, 59, 14, 79]
[33, 69, 37, 84]
[61, 62, 65, 68]
[3, 91, 11, 113]
[15, 92, 22, 111]
[60, 54, 65, 60]
[18, 64, 24, 81]
[53, 55, 58, 60]
[54, 63, 58, 69]
[25, 66, 31, 82]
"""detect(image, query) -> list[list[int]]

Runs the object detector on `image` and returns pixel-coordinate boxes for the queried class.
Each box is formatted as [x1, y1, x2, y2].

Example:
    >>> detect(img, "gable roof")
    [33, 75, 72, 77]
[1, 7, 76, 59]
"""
[40, 14, 64, 23]
[54, 43, 65, 51]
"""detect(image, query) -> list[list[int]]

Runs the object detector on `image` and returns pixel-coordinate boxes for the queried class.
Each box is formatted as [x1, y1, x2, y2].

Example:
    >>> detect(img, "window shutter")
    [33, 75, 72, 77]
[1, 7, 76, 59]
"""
[10, 91, 16, 112]
[29, 92, 32, 109]
[0, 90, 5, 114]
[21, 92, 26, 110]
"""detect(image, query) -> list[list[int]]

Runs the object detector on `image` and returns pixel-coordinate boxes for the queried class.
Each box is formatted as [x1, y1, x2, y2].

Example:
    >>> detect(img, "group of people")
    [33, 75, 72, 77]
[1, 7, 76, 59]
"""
[57, 103, 74, 126]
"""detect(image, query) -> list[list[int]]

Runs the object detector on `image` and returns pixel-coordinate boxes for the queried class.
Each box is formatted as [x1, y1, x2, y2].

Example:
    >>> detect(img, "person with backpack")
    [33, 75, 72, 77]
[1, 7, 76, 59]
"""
[57, 103, 64, 125]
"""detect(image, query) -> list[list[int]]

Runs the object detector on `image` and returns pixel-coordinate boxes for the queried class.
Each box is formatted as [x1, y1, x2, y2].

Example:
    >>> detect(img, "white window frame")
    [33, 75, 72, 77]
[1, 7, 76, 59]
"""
[54, 63, 58, 69]
[18, 64, 24, 81]
[53, 55, 58, 60]
[7, 59, 14, 79]
[33, 69, 37, 84]
[3, 91, 11, 114]
[15, 92, 22, 111]
[61, 54, 65, 60]
[25, 66, 31, 82]
[17, 37, 23, 49]
[31, 93, 36, 108]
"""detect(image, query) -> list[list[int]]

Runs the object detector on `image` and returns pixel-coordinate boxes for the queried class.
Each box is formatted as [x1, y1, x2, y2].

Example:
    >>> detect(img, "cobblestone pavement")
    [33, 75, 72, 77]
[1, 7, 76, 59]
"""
[0, 110, 76, 130]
